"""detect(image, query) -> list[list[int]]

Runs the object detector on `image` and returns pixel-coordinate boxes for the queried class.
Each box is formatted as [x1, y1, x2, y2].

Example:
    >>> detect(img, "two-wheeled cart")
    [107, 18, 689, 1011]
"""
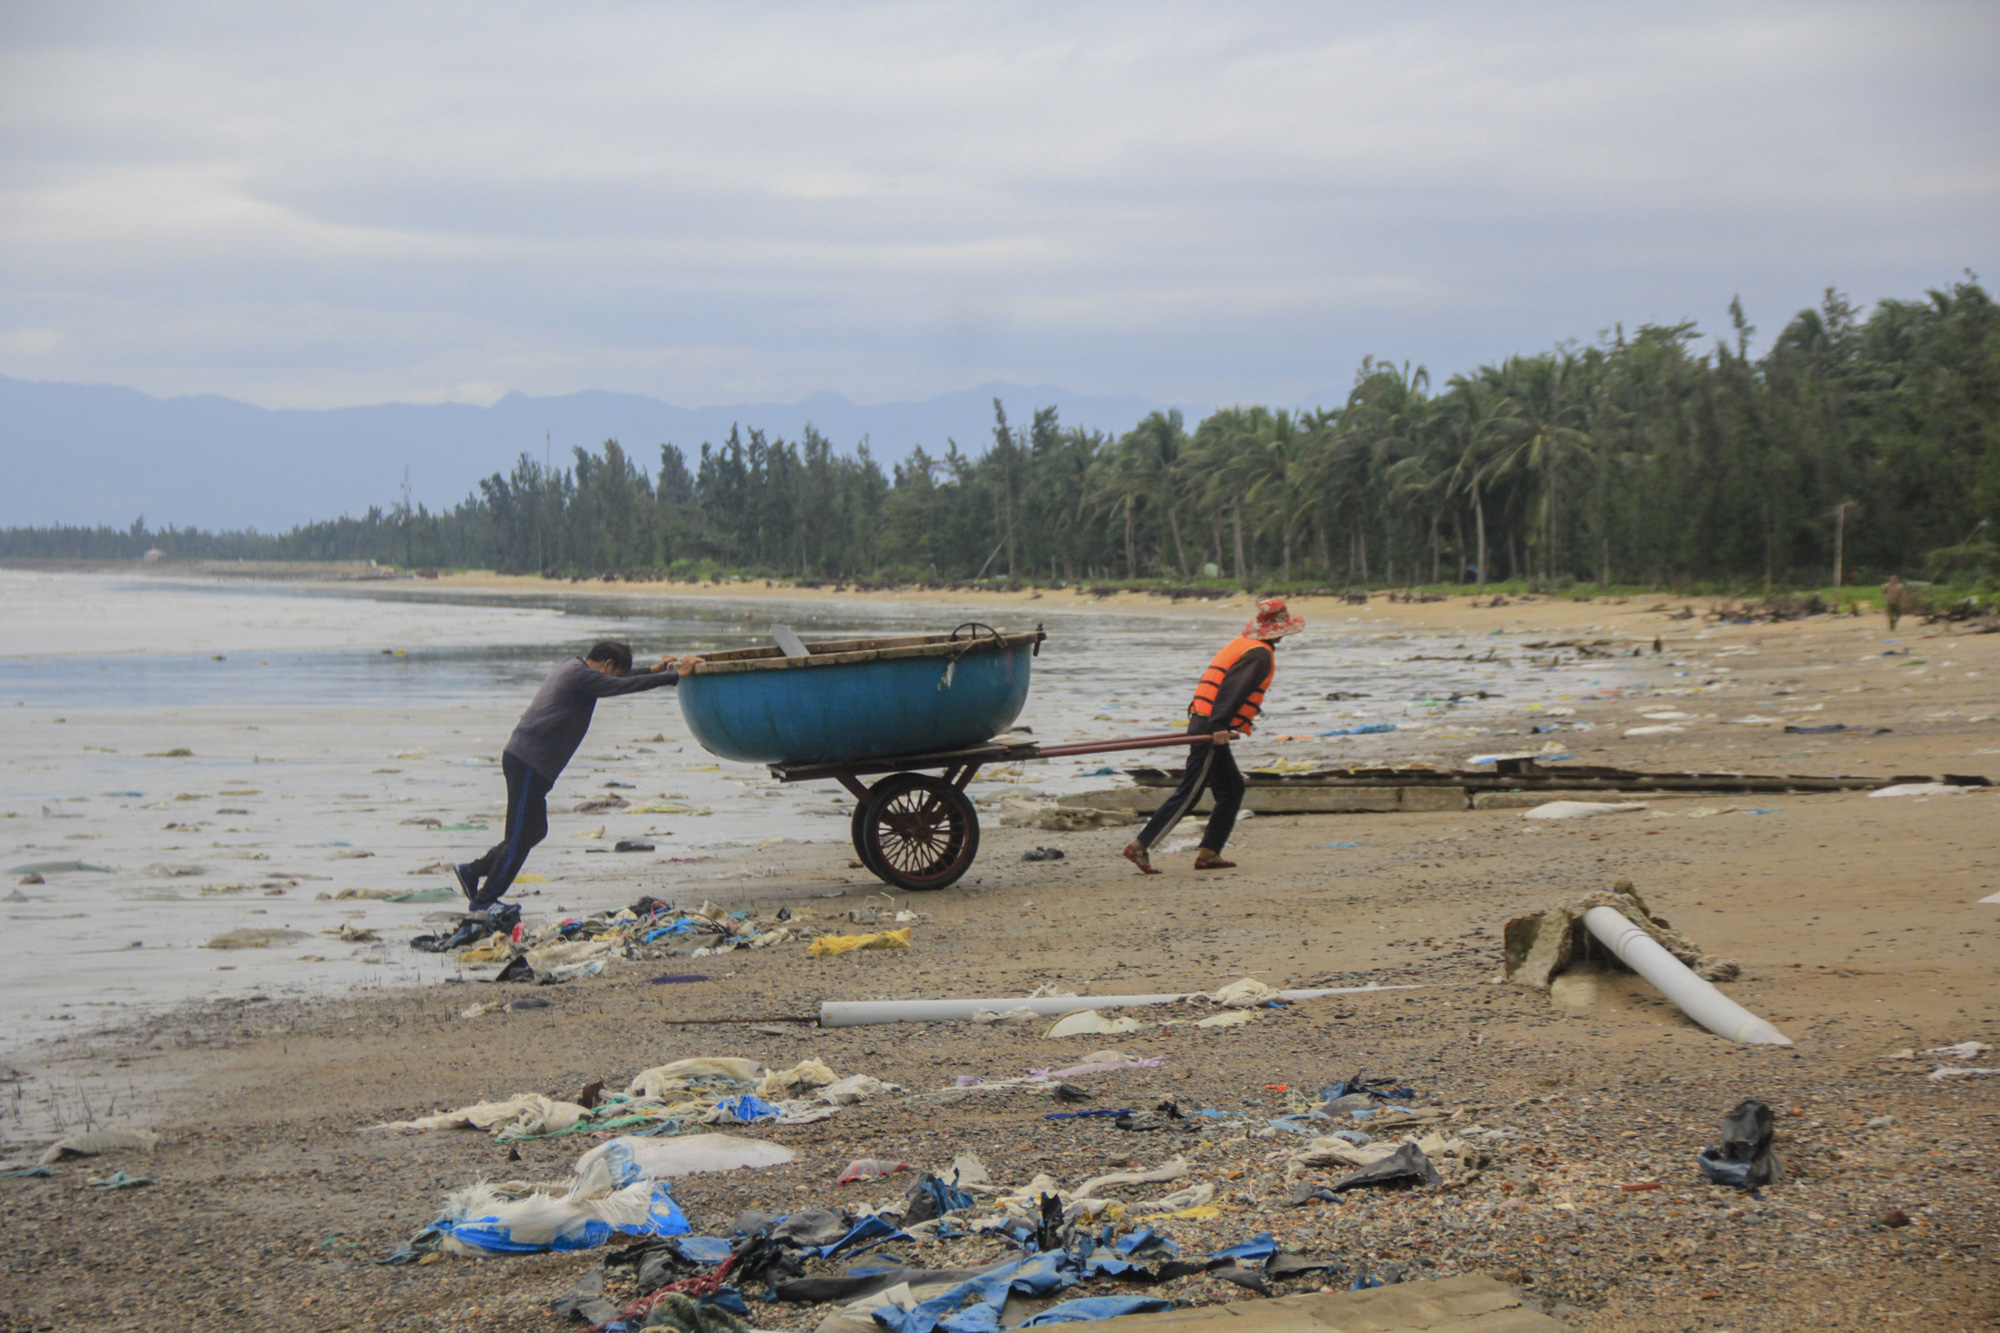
[673, 623, 1213, 890]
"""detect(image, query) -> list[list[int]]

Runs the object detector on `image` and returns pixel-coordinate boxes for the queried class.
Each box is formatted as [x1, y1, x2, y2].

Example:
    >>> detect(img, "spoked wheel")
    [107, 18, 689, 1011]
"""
[856, 772, 980, 891]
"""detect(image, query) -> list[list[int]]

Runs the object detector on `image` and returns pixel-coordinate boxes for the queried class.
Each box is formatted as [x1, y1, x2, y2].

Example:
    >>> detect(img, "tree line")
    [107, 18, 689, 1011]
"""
[7, 278, 1997, 591]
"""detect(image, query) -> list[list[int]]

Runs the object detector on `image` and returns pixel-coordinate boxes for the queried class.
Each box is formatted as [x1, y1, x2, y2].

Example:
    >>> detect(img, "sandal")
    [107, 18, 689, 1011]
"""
[1193, 853, 1237, 870]
[1122, 842, 1162, 876]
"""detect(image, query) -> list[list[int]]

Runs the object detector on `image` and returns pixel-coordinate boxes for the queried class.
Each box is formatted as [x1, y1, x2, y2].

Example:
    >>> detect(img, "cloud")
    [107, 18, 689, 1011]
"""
[0, 0, 1994, 409]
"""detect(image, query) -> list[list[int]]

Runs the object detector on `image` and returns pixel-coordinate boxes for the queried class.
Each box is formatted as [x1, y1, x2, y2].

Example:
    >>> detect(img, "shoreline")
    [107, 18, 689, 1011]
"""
[4, 573, 1996, 1331]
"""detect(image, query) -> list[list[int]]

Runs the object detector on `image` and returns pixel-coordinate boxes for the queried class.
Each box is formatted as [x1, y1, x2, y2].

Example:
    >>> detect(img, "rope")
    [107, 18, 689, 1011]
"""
[584, 1252, 740, 1333]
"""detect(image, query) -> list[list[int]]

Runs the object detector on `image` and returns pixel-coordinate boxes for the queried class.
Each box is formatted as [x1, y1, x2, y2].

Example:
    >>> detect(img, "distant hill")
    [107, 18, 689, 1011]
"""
[0, 375, 1199, 531]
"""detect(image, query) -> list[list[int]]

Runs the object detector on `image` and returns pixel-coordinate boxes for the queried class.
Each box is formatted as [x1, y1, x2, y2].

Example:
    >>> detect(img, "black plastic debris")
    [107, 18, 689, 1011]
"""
[1051, 1083, 1094, 1103]
[1265, 1253, 1340, 1280]
[1783, 724, 1847, 735]
[493, 955, 535, 983]
[1211, 1266, 1272, 1296]
[1698, 1097, 1780, 1188]
[1114, 1101, 1191, 1133]
[1326, 1143, 1442, 1192]
[647, 973, 711, 985]
[549, 1269, 619, 1324]
[614, 840, 656, 852]
[1022, 847, 1066, 862]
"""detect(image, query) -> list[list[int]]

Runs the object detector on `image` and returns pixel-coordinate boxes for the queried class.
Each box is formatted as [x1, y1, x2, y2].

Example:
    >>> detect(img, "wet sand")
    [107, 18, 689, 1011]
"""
[3, 590, 1996, 1332]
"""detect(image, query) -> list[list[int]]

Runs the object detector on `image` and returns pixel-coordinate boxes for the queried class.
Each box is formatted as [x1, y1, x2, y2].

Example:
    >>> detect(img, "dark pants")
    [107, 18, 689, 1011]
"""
[465, 752, 553, 910]
[1135, 719, 1245, 854]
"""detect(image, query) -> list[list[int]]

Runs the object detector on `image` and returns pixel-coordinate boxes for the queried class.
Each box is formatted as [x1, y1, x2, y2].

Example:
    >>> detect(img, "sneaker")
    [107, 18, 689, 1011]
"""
[452, 863, 480, 903]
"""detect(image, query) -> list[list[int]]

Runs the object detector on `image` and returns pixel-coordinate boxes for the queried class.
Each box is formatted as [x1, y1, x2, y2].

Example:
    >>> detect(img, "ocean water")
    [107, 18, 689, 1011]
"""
[0, 570, 1641, 1058]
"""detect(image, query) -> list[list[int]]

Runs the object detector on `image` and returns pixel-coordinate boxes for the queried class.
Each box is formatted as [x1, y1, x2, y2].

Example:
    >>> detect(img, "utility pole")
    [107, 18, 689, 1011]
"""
[1830, 499, 1855, 610]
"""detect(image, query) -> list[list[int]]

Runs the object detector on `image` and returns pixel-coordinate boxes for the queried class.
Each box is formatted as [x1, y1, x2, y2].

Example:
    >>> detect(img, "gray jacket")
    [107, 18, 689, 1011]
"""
[503, 657, 678, 779]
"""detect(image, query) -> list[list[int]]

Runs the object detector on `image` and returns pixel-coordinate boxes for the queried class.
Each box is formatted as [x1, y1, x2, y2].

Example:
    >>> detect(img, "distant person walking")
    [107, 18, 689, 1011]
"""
[455, 640, 700, 912]
[1123, 597, 1304, 875]
[1882, 575, 1918, 631]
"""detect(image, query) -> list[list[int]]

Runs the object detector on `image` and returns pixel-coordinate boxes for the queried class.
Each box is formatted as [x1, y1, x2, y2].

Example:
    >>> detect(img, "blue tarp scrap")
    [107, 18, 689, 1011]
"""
[816, 1215, 915, 1260]
[1317, 722, 1396, 737]
[434, 1182, 689, 1255]
[872, 1251, 1073, 1333]
[1111, 1226, 1176, 1259]
[1207, 1232, 1278, 1262]
[710, 1094, 781, 1124]
[673, 1235, 735, 1264]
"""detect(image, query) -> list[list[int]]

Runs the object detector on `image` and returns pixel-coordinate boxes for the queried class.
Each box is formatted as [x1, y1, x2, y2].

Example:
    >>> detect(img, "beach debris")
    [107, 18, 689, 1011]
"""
[7, 860, 114, 875]
[1505, 879, 1738, 988]
[434, 1145, 690, 1256]
[806, 928, 912, 956]
[576, 1134, 796, 1180]
[1927, 1041, 1992, 1061]
[1698, 1098, 1780, 1188]
[1021, 847, 1066, 861]
[1520, 800, 1647, 820]
[614, 839, 656, 851]
[39, 1128, 160, 1165]
[14, 877, 41, 888]
[142, 748, 194, 757]
[838, 1158, 913, 1184]
[1869, 782, 1980, 798]
[1044, 1011, 1145, 1039]
[87, 1170, 152, 1190]
[203, 928, 309, 949]
[1323, 1143, 1444, 1192]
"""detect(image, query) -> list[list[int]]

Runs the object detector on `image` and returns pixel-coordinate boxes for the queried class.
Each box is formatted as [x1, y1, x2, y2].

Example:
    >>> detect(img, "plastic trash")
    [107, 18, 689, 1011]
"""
[1022, 847, 1067, 862]
[614, 840, 656, 852]
[1521, 800, 1647, 820]
[1325, 1143, 1441, 1191]
[837, 1158, 913, 1184]
[435, 1146, 689, 1256]
[574, 1134, 796, 1181]
[807, 928, 913, 956]
[707, 1094, 780, 1125]
[1044, 1011, 1144, 1039]
[1697, 1097, 1779, 1188]
[1025, 1297, 1175, 1325]
[39, 1128, 159, 1165]
[87, 1170, 151, 1189]
[902, 1171, 976, 1223]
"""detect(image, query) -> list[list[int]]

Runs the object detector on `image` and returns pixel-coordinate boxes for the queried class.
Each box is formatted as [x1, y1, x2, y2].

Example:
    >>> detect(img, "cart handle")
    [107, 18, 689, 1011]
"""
[1032, 731, 1216, 758]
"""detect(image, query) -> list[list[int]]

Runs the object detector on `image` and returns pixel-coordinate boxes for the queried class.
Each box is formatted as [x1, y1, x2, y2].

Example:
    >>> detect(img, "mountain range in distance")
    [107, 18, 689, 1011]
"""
[4, 374, 1352, 533]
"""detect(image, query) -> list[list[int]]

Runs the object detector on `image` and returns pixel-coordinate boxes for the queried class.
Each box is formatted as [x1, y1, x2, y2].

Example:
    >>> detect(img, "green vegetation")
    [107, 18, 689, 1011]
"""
[7, 278, 1997, 593]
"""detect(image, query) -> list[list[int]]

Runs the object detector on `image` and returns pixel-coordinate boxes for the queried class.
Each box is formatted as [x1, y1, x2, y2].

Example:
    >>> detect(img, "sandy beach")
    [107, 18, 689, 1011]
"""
[3, 579, 1997, 1332]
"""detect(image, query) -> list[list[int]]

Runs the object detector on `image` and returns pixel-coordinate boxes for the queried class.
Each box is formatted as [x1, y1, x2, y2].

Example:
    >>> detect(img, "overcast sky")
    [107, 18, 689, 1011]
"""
[2, 1, 1995, 412]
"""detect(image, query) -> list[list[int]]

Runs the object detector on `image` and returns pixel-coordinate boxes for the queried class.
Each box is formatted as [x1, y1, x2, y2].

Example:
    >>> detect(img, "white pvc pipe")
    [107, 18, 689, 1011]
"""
[1582, 906, 1792, 1046]
[817, 983, 1425, 1028]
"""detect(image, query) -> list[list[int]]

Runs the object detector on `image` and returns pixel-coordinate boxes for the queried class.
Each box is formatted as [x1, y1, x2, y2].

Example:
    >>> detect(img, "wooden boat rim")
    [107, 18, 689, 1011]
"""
[682, 629, 1042, 677]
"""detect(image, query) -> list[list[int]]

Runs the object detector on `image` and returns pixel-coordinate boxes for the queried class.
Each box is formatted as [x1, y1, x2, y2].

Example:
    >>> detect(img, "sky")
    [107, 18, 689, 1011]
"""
[2, 0, 1995, 413]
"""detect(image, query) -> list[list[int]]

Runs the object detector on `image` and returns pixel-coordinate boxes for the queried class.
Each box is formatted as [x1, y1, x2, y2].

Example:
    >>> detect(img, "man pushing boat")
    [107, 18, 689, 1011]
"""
[453, 640, 702, 912]
[1122, 597, 1303, 875]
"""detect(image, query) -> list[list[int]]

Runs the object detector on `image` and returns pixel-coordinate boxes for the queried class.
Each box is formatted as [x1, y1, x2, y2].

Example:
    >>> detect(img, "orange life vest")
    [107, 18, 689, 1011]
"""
[1188, 636, 1275, 732]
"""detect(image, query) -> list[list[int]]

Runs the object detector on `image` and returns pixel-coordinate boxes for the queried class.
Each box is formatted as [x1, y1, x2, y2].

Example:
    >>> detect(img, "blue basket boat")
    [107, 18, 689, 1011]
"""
[677, 626, 1041, 765]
